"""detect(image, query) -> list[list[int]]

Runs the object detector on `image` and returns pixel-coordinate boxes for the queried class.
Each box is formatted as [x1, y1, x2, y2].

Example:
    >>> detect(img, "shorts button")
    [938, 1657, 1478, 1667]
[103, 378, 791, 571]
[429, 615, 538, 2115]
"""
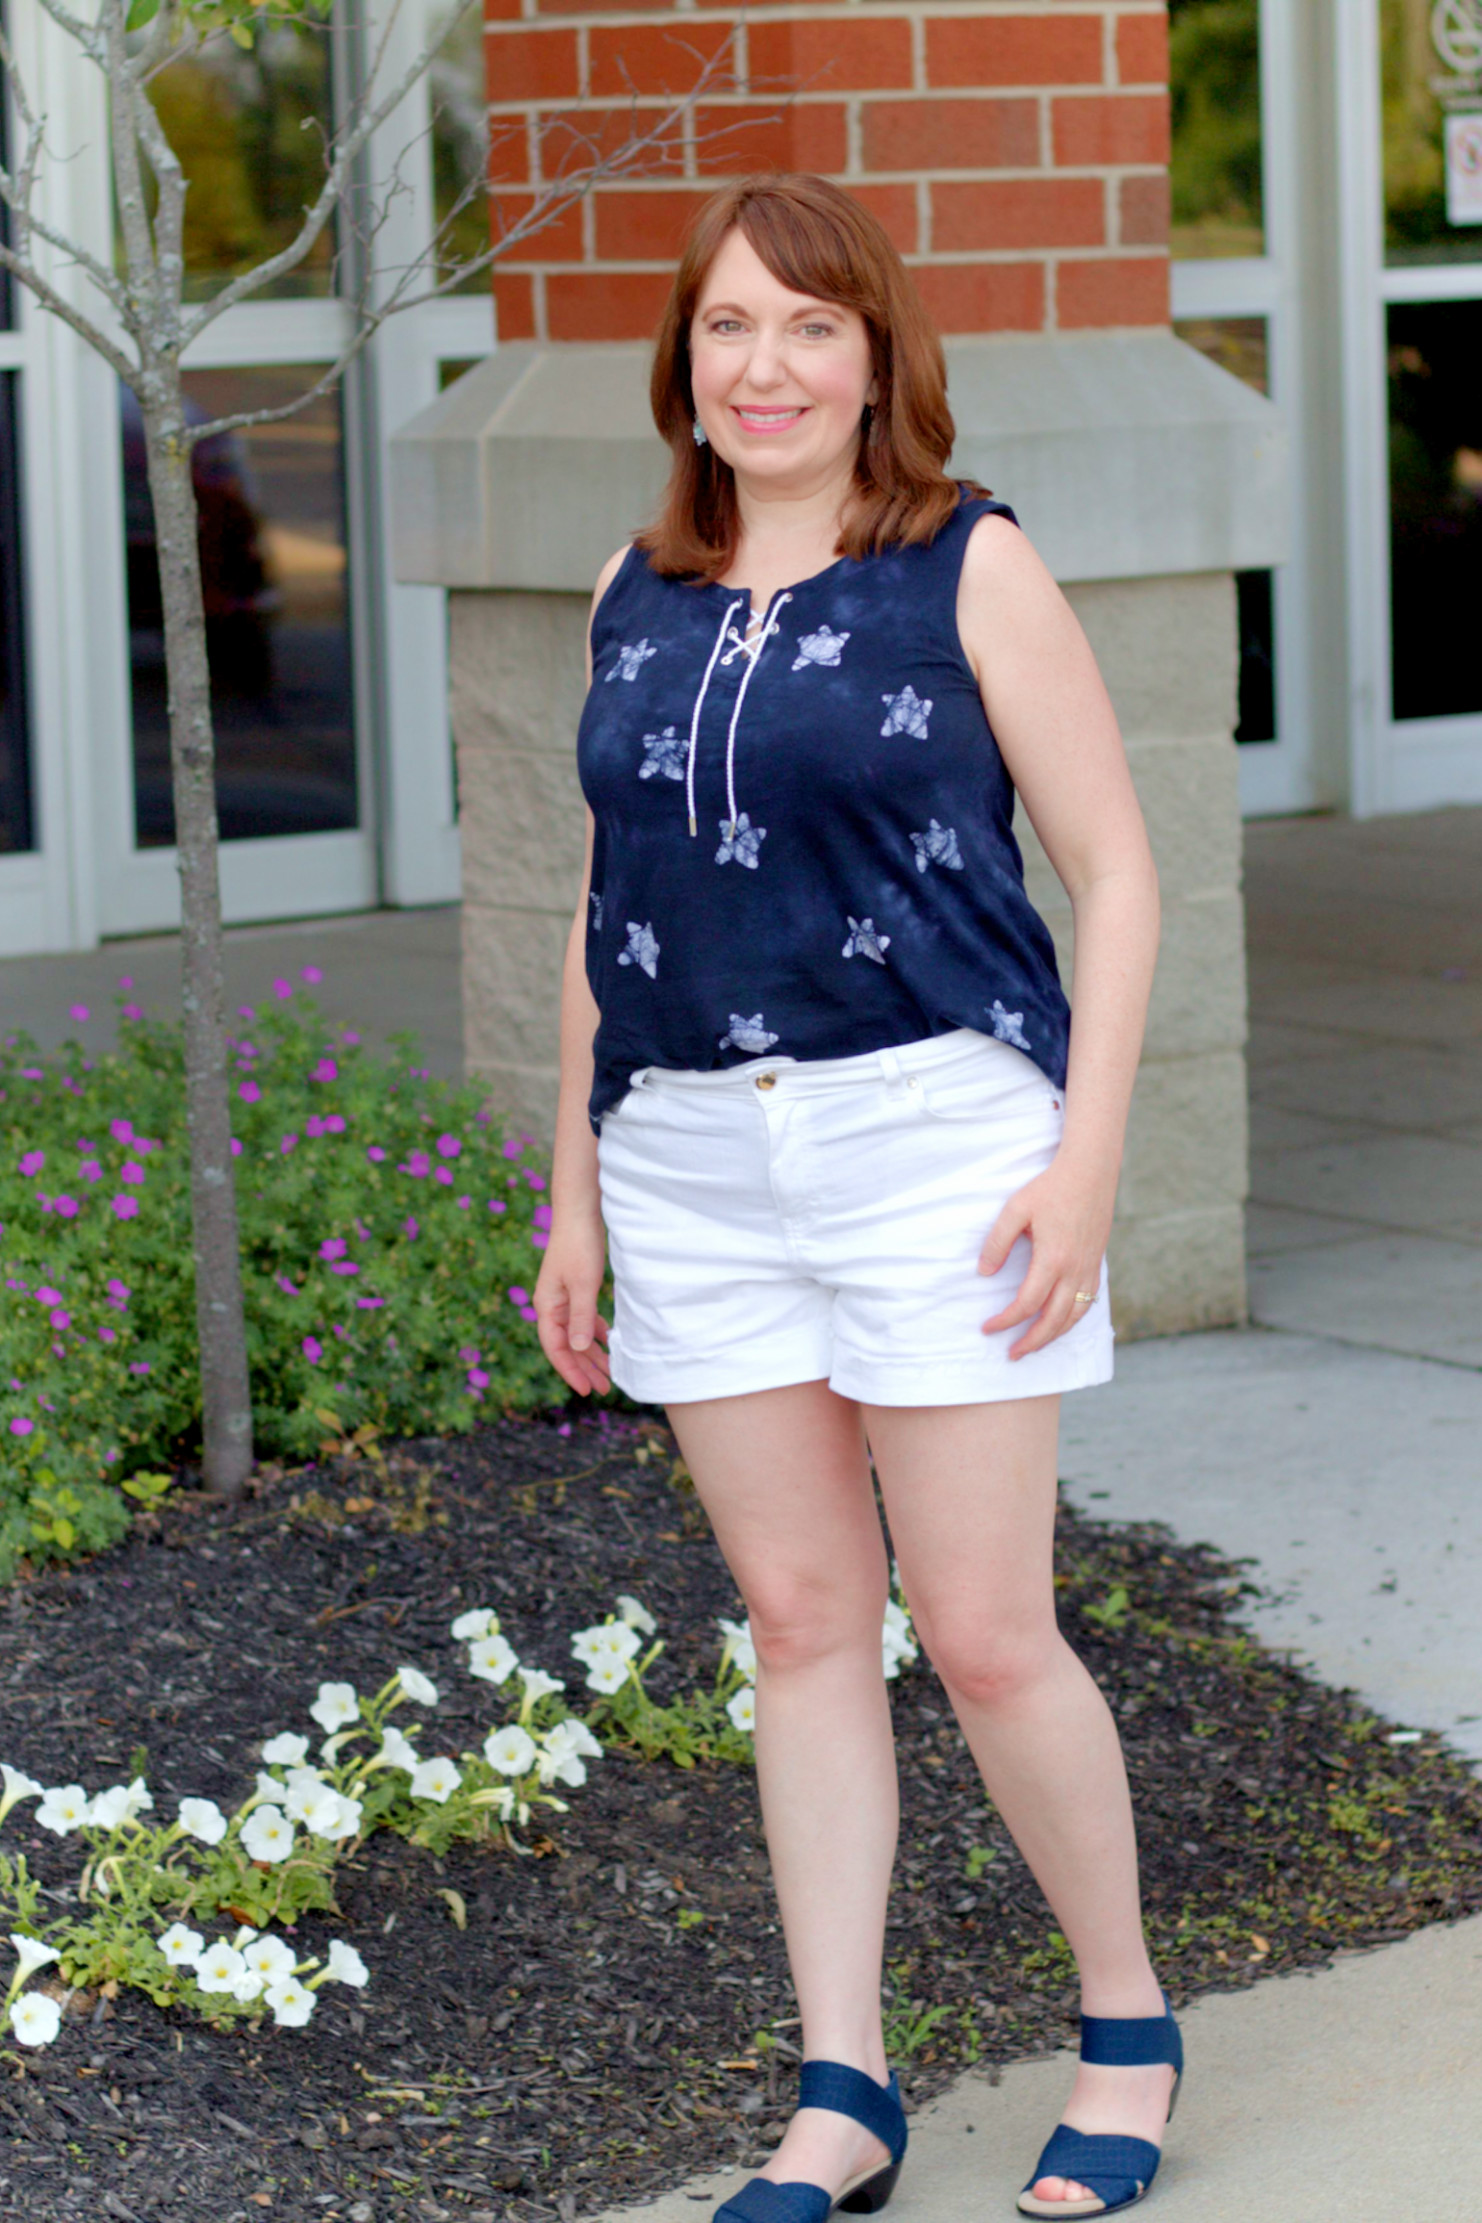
[755, 1071, 777, 1091]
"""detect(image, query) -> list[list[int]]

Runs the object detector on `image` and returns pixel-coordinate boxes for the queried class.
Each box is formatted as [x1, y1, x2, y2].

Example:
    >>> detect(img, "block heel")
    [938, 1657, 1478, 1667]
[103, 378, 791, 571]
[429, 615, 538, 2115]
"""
[714, 2061, 908, 2223]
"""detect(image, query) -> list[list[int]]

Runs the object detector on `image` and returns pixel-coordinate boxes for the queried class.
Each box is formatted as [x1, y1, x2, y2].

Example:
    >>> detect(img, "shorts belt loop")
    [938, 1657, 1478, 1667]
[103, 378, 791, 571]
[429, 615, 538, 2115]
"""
[877, 1045, 908, 1100]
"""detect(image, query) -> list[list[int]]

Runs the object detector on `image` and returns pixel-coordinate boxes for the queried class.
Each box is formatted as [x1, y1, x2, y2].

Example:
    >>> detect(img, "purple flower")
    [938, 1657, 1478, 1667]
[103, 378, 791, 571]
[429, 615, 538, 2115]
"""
[302, 1336, 322, 1365]
[98, 1326, 116, 1345]
[434, 1167, 454, 1187]
[459, 1346, 481, 1366]
[557, 1422, 572, 1437]
[436, 1134, 462, 1159]
[129, 1360, 151, 1377]
[325, 1114, 346, 1135]
[456, 1196, 471, 1210]
[301, 965, 323, 984]
[18, 1150, 43, 1177]
[403, 1217, 419, 1241]
[320, 1237, 347, 1261]
[533, 1203, 553, 1229]
[366, 1146, 386, 1163]
[118, 975, 133, 990]
[524, 1172, 548, 1192]
[20, 1067, 42, 1081]
[9, 1417, 33, 1437]
[475, 1109, 492, 1126]
[531, 1232, 549, 1250]
[53, 1197, 79, 1220]
[80, 1158, 102, 1183]
[304, 1115, 324, 1138]
[237, 1004, 255, 1020]
[238, 1080, 260, 1103]
[69, 1003, 89, 1022]
[487, 1199, 506, 1216]
[133, 1136, 159, 1156]
[507, 1286, 529, 1307]
[36, 1287, 62, 1307]
[120, 1160, 145, 1185]
[122, 1004, 142, 1022]
[355, 1295, 385, 1310]
[110, 1118, 133, 1143]
[281, 1134, 298, 1155]
[342, 1030, 361, 1046]
[331, 1261, 359, 1277]
[519, 1305, 539, 1322]
[273, 978, 292, 1001]
[112, 1195, 140, 1219]
[49, 1310, 70, 1330]
[405, 1150, 431, 1179]
[467, 1368, 489, 1391]
[501, 1138, 523, 1161]
[230, 1138, 243, 1157]
[107, 1278, 130, 1303]
[311, 1058, 337, 1084]
[276, 1276, 301, 1298]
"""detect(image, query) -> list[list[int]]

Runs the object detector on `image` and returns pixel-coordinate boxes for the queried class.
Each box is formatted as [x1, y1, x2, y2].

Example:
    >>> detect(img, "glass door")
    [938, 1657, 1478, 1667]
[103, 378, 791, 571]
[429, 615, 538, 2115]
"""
[1338, 0, 1482, 813]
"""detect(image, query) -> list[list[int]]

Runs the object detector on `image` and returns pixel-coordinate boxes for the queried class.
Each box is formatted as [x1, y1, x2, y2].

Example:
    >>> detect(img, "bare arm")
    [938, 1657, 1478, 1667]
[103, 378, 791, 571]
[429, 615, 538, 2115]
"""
[533, 546, 629, 1395]
[956, 514, 1161, 1356]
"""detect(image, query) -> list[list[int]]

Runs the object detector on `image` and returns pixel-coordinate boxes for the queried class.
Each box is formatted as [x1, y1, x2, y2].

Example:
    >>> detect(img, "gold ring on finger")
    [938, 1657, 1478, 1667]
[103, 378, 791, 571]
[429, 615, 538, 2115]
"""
[1072, 1290, 1095, 1304]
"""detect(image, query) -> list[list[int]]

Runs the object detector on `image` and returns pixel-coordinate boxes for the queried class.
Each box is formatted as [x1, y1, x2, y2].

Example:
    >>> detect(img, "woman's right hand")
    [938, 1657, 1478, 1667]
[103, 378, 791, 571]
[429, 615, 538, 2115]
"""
[534, 1212, 612, 1397]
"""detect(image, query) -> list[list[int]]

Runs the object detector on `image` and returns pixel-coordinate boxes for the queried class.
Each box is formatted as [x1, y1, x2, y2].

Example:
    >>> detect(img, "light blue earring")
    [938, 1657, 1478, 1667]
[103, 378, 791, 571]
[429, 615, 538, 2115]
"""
[692, 417, 708, 447]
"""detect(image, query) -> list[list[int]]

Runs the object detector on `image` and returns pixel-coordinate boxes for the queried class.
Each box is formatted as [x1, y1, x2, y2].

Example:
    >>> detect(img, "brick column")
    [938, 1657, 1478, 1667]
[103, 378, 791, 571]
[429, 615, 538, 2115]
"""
[482, 0, 1170, 344]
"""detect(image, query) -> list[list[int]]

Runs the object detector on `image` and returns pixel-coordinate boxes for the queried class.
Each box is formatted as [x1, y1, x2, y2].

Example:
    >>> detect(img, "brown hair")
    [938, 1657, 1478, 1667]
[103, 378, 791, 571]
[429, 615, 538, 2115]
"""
[636, 174, 986, 581]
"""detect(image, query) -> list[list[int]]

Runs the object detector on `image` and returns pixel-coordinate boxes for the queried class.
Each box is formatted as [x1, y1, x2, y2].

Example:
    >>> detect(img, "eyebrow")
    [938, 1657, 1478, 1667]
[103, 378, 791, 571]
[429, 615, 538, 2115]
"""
[699, 298, 839, 318]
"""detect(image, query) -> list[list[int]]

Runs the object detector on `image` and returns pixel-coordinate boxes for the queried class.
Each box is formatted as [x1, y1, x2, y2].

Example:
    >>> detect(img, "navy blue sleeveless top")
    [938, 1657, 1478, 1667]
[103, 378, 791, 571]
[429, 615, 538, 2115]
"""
[576, 493, 1071, 1126]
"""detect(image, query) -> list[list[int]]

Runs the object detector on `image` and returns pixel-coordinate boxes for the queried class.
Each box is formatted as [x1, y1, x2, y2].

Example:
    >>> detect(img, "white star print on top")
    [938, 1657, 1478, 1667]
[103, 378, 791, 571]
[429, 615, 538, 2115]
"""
[608, 638, 657, 683]
[617, 922, 660, 978]
[989, 1000, 1031, 1051]
[910, 819, 964, 873]
[881, 684, 932, 738]
[842, 917, 891, 964]
[791, 624, 850, 672]
[715, 813, 766, 869]
[718, 1014, 779, 1052]
[639, 726, 687, 781]
[589, 891, 604, 931]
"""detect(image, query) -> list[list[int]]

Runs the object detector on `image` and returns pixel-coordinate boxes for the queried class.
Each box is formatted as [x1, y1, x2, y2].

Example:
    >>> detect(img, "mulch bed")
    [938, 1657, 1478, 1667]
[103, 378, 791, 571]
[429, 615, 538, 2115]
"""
[3, 1413, 1481, 2223]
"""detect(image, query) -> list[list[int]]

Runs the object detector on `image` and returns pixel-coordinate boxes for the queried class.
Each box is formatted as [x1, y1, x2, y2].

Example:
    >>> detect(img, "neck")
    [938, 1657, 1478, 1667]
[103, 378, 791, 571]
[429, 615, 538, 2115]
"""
[731, 447, 859, 557]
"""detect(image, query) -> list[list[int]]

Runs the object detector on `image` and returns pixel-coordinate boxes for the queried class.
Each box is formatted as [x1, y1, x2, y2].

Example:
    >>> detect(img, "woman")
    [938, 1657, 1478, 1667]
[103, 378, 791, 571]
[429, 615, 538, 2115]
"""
[534, 175, 1180, 2221]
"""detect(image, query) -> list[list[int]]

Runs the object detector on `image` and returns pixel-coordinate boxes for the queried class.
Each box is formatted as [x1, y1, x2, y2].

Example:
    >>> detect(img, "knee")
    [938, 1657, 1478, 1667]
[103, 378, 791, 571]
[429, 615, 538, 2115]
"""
[918, 1614, 1059, 1711]
[743, 1572, 887, 1675]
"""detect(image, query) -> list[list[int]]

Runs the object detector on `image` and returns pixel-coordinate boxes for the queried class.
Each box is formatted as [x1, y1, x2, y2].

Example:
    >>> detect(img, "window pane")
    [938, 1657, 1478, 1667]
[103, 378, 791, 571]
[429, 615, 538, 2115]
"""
[143, 17, 336, 302]
[124, 367, 358, 845]
[1388, 301, 1482, 721]
[1168, 0, 1264, 259]
[430, 1, 492, 293]
[1382, 0, 1482, 266]
[0, 373, 33, 852]
[1173, 316, 1276, 742]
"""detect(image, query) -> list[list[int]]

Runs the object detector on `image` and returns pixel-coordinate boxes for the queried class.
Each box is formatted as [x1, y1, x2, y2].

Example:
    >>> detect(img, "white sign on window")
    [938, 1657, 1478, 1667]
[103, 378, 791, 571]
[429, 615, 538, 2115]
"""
[1446, 111, 1482, 224]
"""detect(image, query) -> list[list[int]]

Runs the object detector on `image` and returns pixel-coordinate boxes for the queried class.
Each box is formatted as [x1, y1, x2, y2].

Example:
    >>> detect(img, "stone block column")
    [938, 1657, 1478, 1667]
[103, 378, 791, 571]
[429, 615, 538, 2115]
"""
[389, 0, 1288, 1340]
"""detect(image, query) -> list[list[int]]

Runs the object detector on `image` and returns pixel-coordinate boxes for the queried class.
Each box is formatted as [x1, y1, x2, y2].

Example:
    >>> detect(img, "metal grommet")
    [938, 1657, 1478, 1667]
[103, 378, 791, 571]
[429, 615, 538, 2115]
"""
[906, 1076, 920, 1090]
[755, 1072, 777, 1091]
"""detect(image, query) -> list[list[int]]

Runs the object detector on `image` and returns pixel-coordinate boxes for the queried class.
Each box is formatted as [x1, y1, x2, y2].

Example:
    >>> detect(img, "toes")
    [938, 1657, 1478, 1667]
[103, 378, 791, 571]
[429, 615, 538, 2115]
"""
[1032, 2182, 1092, 2205]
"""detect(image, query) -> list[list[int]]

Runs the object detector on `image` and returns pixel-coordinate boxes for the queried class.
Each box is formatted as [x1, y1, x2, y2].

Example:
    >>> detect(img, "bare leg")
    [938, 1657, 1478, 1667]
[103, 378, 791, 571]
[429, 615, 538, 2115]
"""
[867, 1397, 1175, 2210]
[666, 1381, 899, 2194]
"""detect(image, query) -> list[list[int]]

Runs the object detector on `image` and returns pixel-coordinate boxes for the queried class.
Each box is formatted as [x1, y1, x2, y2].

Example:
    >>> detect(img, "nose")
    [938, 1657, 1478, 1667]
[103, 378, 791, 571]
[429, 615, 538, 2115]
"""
[739, 331, 789, 391]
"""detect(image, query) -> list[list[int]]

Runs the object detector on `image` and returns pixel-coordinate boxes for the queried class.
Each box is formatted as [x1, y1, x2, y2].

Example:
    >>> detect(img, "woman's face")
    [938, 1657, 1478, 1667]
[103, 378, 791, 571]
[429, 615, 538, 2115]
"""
[689, 228, 876, 496]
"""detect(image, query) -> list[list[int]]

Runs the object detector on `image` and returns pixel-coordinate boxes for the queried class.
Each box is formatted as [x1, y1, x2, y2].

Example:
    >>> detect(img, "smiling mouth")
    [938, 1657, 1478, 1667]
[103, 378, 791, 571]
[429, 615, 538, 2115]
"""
[732, 406, 806, 433]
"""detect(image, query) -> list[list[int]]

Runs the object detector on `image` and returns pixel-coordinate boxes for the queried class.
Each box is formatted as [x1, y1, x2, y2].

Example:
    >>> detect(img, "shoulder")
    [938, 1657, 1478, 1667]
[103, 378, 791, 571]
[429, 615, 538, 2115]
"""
[591, 543, 635, 623]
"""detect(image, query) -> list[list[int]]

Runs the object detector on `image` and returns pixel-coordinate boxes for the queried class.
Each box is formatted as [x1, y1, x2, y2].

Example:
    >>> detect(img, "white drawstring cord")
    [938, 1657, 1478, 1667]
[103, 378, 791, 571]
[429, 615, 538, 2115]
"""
[721, 592, 790, 838]
[686, 597, 744, 837]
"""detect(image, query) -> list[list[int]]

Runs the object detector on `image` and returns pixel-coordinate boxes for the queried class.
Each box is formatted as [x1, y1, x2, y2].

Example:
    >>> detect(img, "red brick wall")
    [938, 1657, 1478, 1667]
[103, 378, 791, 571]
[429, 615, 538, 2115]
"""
[484, 2, 1169, 342]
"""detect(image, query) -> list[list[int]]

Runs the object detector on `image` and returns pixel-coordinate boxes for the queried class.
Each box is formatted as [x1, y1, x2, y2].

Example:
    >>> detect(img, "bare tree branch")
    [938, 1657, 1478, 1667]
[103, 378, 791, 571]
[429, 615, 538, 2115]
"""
[0, 19, 135, 319]
[0, 243, 138, 380]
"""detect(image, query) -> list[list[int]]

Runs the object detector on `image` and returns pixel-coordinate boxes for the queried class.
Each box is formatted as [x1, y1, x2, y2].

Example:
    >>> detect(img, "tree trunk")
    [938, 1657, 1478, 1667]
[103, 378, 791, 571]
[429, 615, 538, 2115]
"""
[142, 389, 255, 1497]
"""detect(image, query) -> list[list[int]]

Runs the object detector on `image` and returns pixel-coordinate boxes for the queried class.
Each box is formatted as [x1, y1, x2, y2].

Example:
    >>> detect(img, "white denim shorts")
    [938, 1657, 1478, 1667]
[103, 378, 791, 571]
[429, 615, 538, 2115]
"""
[596, 1026, 1114, 1408]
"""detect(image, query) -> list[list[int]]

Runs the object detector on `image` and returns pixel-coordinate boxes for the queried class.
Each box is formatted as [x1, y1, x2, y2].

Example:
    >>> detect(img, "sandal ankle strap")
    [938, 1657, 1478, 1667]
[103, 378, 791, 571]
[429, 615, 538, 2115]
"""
[1079, 1991, 1182, 2071]
[797, 2061, 907, 2163]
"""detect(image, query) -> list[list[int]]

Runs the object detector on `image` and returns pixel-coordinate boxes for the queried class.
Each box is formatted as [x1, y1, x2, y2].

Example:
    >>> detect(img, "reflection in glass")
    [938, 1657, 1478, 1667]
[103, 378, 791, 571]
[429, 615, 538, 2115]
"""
[123, 367, 357, 845]
[0, 373, 33, 852]
[142, 16, 336, 301]
[430, 1, 491, 293]
[1388, 301, 1482, 721]
[1382, 0, 1482, 264]
[1173, 316, 1276, 742]
[1168, 0, 1263, 259]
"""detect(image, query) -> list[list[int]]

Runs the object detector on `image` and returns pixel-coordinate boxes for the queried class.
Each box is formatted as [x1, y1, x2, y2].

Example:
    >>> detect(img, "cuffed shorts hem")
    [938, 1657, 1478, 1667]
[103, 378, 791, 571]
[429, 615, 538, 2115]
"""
[607, 1330, 833, 1408]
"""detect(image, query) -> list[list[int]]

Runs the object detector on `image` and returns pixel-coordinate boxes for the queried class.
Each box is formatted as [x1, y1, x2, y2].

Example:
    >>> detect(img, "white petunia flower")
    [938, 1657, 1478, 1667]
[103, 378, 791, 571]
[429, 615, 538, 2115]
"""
[484, 1725, 538, 1777]
[615, 1595, 657, 1636]
[467, 1633, 520, 1685]
[86, 1777, 154, 1831]
[155, 1923, 203, 1967]
[261, 1732, 310, 1767]
[517, 1668, 567, 1706]
[266, 1976, 315, 2027]
[409, 1756, 462, 1804]
[0, 1765, 44, 1822]
[254, 1770, 286, 1803]
[9, 1934, 60, 1982]
[370, 1726, 421, 1773]
[177, 1797, 228, 1846]
[536, 1748, 587, 1788]
[726, 1685, 756, 1733]
[308, 1682, 360, 1733]
[718, 1617, 757, 1680]
[231, 1968, 265, 2003]
[195, 1940, 248, 1993]
[544, 1718, 603, 1763]
[450, 1607, 496, 1641]
[304, 1789, 362, 1843]
[241, 1935, 297, 1985]
[240, 1805, 295, 1863]
[570, 1622, 641, 1668]
[35, 1784, 91, 1836]
[396, 1666, 439, 1707]
[281, 1767, 331, 1822]
[8, 1992, 61, 2046]
[582, 1657, 630, 1696]
[230, 1926, 259, 1950]
[326, 1938, 369, 1988]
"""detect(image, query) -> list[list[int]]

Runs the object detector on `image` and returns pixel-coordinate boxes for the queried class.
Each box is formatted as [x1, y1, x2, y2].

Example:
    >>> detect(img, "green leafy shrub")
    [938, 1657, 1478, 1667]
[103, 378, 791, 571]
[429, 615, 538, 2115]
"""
[0, 976, 558, 1576]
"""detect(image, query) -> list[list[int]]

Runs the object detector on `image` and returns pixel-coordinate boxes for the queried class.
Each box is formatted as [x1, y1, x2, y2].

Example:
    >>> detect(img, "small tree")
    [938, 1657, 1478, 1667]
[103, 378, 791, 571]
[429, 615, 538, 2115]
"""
[0, 0, 741, 1496]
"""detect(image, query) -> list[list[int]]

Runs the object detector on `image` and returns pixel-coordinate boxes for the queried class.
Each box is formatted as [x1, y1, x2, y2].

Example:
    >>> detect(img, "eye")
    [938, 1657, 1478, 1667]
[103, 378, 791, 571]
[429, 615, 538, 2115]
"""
[799, 321, 836, 338]
[706, 316, 747, 335]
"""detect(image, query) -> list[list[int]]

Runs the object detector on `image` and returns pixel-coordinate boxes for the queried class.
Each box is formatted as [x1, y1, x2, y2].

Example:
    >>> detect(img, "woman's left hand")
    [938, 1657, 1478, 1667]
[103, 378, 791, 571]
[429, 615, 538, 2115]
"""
[976, 1154, 1115, 1360]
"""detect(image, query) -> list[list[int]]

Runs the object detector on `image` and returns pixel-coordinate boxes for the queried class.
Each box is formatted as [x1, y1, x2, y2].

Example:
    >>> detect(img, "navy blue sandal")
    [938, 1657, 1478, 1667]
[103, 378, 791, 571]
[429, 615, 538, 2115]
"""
[714, 2060, 908, 2223]
[1016, 1991, 1183, 2219]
